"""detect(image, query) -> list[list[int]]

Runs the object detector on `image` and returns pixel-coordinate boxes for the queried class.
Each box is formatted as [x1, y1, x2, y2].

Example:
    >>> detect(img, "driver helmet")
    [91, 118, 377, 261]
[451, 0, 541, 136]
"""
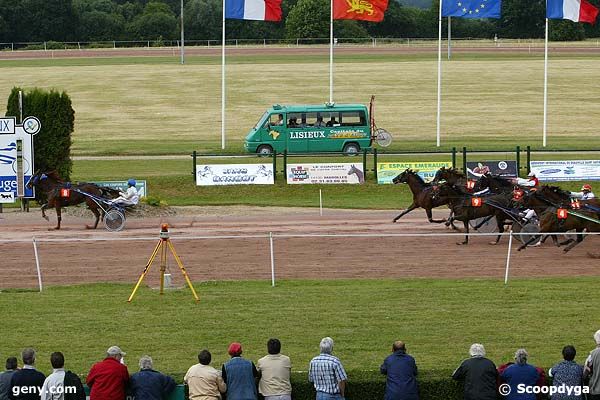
[582, 184, 592, 192]
[527, 172, 536, 178]
[127, 178, 136, 187]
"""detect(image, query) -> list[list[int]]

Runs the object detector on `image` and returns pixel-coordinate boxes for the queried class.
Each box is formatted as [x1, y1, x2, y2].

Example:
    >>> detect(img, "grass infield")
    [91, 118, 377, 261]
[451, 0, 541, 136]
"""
[1, 277, 598, 379]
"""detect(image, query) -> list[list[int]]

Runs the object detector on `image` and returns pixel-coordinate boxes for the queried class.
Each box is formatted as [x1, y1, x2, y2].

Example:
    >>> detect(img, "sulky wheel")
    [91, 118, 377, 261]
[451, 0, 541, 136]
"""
[104, 209, 126, 232]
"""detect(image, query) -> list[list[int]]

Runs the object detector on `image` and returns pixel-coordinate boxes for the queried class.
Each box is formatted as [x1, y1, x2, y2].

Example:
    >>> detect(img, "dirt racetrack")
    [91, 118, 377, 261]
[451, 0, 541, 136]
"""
[0, 206, 598, 289]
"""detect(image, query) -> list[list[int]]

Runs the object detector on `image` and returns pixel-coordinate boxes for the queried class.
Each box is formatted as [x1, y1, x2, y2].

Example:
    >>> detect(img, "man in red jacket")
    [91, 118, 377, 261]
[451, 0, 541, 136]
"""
[86, 346, 129, 400]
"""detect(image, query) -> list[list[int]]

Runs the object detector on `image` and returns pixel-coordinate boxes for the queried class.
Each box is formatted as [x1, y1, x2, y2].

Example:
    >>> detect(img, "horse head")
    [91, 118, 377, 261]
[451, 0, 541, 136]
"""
[26, 170, 47, 189]
[392, 169, 411, 184]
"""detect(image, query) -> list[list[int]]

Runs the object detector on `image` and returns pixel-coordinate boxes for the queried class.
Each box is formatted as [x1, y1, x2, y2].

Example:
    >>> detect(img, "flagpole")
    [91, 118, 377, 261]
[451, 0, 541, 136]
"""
[329, 0, 334, 103]
[221, 0, 226, 149]
[447, 16, 451, 60]
[543, 17, 549, 148]
[436, 0, 443, 147]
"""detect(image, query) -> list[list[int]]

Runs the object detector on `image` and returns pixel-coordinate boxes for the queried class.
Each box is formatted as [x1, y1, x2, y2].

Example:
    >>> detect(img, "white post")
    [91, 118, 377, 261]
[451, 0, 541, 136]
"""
[436, 1, 443, 147]
[180, 0, 185, 65]
[504, 231, 513, 285]
[269, 232, 275, 287]
[221, 0, 226, 150]
[447, 16, 451, 60]
[542, 18, 549, 148]
[32, 238, 43, 292]
[329, 0, 334, 103]
[319, 189, 323, 216]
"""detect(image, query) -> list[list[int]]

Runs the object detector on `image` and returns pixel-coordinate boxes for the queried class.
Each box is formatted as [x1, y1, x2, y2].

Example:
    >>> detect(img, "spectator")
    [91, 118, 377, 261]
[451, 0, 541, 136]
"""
[40, 352, 66, 400]
[308, 337, 347, 400]
[380, 340, 419, 400]
[500, 349, 540, 400]
[326, 117, 338, 127]
[274, 114, 284, 126]
[452, 343, 497, 400]
[0, 357, 18, 400]
[184, 350, 226, 400]
[549, 345, 583, 400]
[314, 116, 325, 127]
[86, 346, 129, 400]
[257, 338, 292, 400]
[222, 343, 259, 400]
[584, 330, 600, 400]
[8, 348, 46, 400]
[130, 355, 176, 400]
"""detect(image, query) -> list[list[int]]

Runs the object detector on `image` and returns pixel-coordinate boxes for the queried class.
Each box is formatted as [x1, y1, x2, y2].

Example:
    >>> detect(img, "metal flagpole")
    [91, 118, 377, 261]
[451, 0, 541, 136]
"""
[221, 0, 226, 149]
[543, 18, 549, 147]
[436, 0, 443, 147]
[180, 0, 185, 64]
[330, 0, 334, 103]
[447, 16, 451, 60]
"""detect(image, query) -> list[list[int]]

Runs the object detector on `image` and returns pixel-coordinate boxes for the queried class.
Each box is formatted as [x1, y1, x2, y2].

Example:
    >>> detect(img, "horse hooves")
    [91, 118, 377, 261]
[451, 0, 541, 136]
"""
[489, 241, 498, 246]
[456, 242, 467, 246]
[85, 225, 95, 230]
[43, 216, 49, 221]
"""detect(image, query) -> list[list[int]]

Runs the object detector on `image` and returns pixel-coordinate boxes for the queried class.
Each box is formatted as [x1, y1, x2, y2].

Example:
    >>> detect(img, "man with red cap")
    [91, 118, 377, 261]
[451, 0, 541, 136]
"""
[571, 184, 595, 200]
[222, 342, 259, 400]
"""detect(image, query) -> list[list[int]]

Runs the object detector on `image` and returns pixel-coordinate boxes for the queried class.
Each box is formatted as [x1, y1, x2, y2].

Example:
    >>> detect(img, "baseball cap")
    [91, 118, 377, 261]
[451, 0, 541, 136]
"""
[228, 342, 242, 356]
[527, 171, 535, 177]
[582, 184, 592, 191]
[107, 346, 126, 357]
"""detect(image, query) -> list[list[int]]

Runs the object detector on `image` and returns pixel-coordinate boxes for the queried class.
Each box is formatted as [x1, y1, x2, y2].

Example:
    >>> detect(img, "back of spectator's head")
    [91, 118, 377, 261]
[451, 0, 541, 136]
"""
[50, 352, 64, 369]
[594, 329, 600, 345]
[562, 345, 576, 361]
[228, 342, 242, 357]
[392, 341, 406, 352]
[21, 348, 36, 366]
[6, 357, 17, 370]
[267, 338, 281, 355]
[198, 350, 211, 365]
[469, 343, 486, 357]
[320, 337, 334, 354]
[514, 348, 528, 365]
[139, 355, 153, 370]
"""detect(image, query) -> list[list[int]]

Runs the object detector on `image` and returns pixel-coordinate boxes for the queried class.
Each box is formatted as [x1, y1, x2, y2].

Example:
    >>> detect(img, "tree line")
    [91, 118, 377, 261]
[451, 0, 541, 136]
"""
[1, 0, 599, 44]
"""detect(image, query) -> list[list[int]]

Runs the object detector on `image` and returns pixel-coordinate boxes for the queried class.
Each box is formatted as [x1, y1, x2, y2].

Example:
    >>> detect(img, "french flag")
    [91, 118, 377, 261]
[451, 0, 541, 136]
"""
[547, 0, 599, 23]
[225, 0, 282, 21]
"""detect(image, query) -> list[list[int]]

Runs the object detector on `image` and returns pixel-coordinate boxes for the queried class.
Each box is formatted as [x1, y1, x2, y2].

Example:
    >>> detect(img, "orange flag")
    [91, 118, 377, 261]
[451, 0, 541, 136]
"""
[333, 0, 389, 21]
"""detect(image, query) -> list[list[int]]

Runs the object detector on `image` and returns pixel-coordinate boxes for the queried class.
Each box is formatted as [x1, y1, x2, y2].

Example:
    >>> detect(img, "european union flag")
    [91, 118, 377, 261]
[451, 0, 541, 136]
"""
[442, 0, 501, 18]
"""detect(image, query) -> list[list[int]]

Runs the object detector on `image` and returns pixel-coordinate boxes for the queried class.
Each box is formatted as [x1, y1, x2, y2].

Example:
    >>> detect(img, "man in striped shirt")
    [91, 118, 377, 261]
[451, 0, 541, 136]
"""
[308, 337, 347, 400]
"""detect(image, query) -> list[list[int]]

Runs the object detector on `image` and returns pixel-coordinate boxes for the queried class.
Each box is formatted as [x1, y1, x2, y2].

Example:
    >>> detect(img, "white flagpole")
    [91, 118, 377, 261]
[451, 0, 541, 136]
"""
[447, 16, 451, 60]
[543, 17, 549, 147]
[436, 0, 443, 147]
[180, 0, 185, 64]
[329, 0, 334, 103]
[221, 0, 226, 149]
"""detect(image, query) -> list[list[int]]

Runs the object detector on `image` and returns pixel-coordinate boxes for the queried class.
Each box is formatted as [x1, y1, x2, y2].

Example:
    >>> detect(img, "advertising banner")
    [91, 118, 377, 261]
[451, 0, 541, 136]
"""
[286, 163, 364, 184]
[0, 116, 37, 201]
[530, 160, 600, 181]
[377, 161, 451, 184]
[466, 161, 518, 179]
[196, 164, 274, 186]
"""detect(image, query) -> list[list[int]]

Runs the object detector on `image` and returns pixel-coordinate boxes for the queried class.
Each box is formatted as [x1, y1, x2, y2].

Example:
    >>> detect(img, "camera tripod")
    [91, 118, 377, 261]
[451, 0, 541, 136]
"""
[128, 224, 199, 303]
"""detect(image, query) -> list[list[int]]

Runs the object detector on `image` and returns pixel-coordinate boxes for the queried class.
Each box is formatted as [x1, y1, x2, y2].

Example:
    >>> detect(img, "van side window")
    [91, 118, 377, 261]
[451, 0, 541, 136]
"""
[325, 112, 340, 127]
[288, 113, 301, 128]
[306, 112, 323, 127]
[340, 111, 366, 127]
[270, 114, 285, 126]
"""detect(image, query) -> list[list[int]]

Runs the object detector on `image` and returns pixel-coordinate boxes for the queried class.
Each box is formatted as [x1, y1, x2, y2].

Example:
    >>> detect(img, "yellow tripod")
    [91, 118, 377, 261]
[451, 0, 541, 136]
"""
[128, 224, 199, 303]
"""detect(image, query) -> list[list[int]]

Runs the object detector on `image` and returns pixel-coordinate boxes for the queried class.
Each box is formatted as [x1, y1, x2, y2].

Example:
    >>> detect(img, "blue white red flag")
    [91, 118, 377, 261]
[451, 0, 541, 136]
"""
[225, 0, 282, 21]
[547, 0, 599, 23]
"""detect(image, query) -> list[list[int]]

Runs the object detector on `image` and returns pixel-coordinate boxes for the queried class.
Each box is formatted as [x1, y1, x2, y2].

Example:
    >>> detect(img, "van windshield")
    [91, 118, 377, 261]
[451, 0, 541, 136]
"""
[253, 111, 269, 130]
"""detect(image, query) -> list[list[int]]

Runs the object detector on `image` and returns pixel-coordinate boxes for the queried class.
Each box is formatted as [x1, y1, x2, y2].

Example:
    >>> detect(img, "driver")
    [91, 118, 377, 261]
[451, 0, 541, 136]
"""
[111, 179, 139, 206]
[515, 172, 539, 189]
[571, 184, 595, 200]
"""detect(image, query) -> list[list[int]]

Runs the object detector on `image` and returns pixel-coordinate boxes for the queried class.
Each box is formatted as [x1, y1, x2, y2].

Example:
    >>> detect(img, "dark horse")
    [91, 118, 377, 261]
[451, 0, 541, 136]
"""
[26, 170, 119, 230]
[433, 167, 514, 194]
[391, 169, 449, 224]
[517, 185, 600, 252]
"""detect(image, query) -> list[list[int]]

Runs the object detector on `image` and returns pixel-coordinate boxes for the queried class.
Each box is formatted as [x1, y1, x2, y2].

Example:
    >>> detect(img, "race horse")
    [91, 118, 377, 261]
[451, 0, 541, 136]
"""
[391, 169, 449, 224]
[433, 167, 514, 194]
[517, 185, 600, 252]
[26, 170, 119, 230]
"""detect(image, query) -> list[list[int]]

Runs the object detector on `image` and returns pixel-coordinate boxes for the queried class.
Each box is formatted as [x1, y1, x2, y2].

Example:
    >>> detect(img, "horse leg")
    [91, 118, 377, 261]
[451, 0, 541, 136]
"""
[393, 204, 417, 223]
[40, 203, 50, 221]
[425, 208, 447, 224]
[490, 216, 504, 245]
[86, 205, 101, 229]
[457, 221, 469, 245]
[517, 234, 540, 251]
[51, 207, 62, 230]
[563, 231, 585, 253]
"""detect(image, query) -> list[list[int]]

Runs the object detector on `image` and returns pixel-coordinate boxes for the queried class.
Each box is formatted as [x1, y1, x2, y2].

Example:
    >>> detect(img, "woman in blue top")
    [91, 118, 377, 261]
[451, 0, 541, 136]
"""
[549, 345, 584, 400]
[501, 349, 540, 400]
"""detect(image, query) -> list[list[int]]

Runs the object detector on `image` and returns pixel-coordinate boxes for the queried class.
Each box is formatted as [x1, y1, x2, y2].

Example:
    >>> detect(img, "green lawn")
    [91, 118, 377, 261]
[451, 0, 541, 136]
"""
[1, 51, 600, 155]
[1, 278, 598, 379]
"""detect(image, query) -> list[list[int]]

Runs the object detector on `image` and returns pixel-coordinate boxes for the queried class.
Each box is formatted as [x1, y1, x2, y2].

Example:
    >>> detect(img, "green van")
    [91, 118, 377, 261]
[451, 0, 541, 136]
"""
[244, 103, 374, 155]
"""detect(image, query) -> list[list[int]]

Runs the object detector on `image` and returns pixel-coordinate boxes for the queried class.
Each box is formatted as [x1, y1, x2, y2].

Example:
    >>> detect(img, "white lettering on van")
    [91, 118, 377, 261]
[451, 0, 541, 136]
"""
[289, 131, 326, 139]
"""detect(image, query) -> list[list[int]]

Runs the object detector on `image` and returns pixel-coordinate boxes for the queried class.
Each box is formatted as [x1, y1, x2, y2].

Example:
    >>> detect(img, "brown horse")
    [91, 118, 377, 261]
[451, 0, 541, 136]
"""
[433, 167, 515, 194]
[26, 170, 119, 230]
[392, 169, 449, 224]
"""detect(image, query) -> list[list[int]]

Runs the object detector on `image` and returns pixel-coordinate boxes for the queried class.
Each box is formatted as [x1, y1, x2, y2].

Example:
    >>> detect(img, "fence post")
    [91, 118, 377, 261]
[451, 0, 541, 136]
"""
[451, 147, 457, 169]
[462, 146, 467, 173]
[44, 42, 47, 51]
[283, 150, 287, 180]
[272, 153, 277, 182]
[504, 230, 513, 285]
[526, 146, 531, 175]
[373, 148, 378, 182]
[269, 232, 275, 287]
[516, 146, 521, 176]
[362, 149, 367, 181]
[192, 151, 197, 184]
[33, 238, 43, 292]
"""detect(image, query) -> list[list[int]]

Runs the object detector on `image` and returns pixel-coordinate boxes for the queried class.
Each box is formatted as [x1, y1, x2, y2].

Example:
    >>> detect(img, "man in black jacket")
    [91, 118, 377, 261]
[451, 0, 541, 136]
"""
[8, 349, 46, 400]
[452, 343, 498, 400]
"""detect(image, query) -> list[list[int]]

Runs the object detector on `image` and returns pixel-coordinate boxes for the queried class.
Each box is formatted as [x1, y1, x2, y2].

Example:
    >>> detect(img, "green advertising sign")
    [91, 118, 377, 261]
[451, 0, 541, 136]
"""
[377, 162, 451, 184]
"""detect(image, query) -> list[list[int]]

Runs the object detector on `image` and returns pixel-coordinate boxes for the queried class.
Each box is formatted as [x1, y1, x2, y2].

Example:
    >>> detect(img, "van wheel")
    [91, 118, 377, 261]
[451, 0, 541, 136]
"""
[343, 143, 360, 156]
[257, 145, 273, 156]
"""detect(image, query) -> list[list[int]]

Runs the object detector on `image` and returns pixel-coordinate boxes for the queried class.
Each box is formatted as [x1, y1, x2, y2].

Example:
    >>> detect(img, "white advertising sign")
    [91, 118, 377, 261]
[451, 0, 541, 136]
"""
[287, 163, 365, 184]
[0, 116, 36, 200]
[530, 160, 600, 181]
[196, 164, 274, 186]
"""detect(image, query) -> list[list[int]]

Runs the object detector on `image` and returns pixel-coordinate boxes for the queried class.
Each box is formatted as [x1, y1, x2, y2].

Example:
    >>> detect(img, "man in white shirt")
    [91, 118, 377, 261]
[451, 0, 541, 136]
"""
[111, 179, 139, 206]
[571, 184, 595, 200]
[40, 353, 66, 400]
[184, 350, 226, 400]
[257, 338, 292, 400]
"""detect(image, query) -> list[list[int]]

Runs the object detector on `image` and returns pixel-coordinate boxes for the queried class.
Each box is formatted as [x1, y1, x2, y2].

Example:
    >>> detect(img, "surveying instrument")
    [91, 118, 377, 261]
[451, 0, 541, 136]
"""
[128, 224, 199, 303]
